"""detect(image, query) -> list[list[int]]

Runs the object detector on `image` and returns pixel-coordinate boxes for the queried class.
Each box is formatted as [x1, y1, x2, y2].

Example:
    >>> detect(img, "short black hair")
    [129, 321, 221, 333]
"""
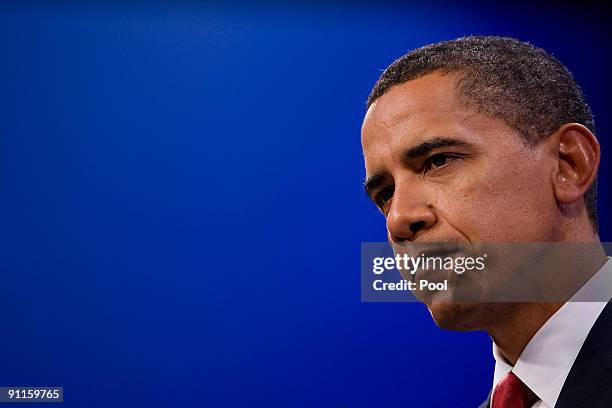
[367, 36, 598, 232]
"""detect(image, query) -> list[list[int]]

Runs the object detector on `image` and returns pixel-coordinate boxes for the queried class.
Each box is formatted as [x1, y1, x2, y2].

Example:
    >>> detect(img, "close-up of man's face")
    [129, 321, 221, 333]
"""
[361, 71, 571, 327]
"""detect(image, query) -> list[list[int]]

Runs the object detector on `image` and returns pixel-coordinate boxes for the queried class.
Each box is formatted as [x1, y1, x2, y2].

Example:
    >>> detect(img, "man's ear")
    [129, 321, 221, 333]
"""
[551, 123, 600, 206]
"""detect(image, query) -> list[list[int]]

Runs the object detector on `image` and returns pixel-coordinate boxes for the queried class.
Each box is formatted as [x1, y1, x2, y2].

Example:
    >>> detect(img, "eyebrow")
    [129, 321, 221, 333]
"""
[363, 137, 475, 198]
[405, 137, 473, 159]
[363, 173, 386, 198]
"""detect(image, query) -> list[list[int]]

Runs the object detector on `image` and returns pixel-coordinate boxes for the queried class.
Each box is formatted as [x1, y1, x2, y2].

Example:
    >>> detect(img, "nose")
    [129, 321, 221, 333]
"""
[386, 188, 436, 243]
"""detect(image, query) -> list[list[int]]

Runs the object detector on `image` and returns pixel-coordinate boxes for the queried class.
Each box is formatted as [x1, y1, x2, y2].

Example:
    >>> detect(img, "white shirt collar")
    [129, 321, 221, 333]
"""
[491, 256, 612, 407]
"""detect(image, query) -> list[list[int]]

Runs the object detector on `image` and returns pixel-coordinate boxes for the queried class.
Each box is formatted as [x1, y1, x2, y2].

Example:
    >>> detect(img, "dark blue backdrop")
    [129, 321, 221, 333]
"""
[2, 2, 611, 407]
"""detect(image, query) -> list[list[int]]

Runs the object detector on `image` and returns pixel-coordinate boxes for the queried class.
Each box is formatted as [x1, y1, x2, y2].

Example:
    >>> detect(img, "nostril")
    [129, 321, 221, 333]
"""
[410, 221, 426, 234]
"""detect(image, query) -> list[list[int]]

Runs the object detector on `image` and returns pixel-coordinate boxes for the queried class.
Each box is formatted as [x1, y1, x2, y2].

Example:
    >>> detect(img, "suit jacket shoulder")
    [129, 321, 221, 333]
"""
[556, 302, 612, 407]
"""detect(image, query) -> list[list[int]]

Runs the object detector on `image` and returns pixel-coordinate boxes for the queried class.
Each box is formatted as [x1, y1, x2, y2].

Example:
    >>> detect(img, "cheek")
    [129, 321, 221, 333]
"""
[434, 158, 556, 242]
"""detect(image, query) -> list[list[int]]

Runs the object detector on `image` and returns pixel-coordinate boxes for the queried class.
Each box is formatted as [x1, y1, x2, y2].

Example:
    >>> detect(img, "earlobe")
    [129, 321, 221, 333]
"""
[552, 123, 600, 205]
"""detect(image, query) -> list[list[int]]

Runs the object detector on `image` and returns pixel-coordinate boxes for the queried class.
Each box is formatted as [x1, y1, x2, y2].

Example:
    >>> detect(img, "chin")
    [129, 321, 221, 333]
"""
[426, 301, 487, 331]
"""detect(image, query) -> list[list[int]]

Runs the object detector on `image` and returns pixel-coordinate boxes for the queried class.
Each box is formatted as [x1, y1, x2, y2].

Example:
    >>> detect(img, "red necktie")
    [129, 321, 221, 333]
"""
[492, 372, 539, 408]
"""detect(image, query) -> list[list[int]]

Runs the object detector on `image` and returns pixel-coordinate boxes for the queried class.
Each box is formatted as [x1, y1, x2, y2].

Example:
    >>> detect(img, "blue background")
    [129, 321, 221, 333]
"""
[1, 2, 611, 407]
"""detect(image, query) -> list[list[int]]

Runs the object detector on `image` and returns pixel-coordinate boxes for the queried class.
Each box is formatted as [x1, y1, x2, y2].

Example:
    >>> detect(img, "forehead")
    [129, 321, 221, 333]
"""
[361, 72, 527, 176]
[361, 72, 477, 157]
[364, 72, 463, 131]
[363, 73, 477, 161]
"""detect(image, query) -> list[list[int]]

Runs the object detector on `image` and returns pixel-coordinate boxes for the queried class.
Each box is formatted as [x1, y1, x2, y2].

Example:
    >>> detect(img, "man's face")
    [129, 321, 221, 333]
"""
[361, 72, 559, 329]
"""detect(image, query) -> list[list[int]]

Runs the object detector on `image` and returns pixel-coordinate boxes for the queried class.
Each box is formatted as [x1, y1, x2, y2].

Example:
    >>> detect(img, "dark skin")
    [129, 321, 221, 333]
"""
[361, 71, 602, 365]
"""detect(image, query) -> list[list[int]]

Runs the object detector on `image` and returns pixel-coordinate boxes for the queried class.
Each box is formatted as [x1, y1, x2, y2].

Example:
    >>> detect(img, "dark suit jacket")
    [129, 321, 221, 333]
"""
[478, 302, 612, 408]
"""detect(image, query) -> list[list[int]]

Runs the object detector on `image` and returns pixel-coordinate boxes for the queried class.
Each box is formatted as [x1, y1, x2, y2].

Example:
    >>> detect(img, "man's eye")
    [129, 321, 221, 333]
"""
[423, 153, 459, 174]
[376, 186, 394, 208]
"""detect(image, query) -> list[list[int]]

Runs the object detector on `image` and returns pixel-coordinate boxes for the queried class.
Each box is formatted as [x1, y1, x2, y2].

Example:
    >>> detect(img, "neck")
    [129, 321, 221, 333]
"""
[489, 302, 563, 365]
[489, 240, 606, 365]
